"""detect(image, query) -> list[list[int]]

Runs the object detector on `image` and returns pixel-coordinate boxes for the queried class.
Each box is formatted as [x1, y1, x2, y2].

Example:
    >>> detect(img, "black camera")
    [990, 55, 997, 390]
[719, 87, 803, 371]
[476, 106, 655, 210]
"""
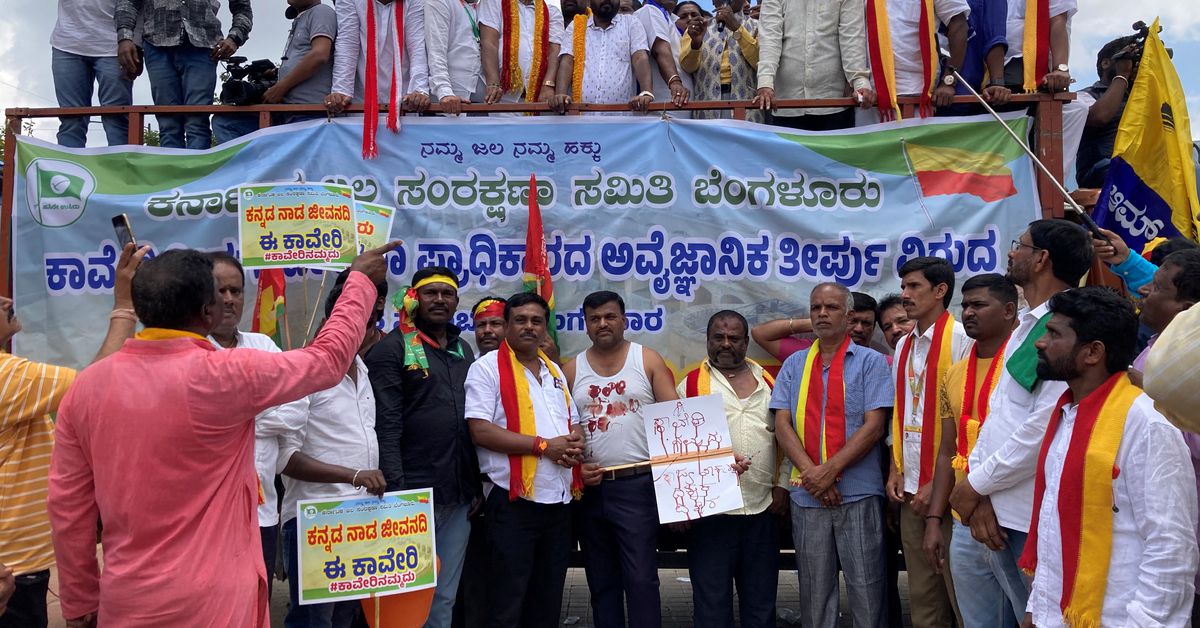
[1111, 21, 1173, 67]
[220, 56, 278, 106]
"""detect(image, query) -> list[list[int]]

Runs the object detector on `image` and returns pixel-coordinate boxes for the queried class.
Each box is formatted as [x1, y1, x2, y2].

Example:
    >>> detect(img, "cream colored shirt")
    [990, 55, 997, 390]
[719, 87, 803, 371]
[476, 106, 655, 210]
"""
[1145, 304, 1200, 433]
[676, 361, 777, 515]
[756, 0, 870, 116]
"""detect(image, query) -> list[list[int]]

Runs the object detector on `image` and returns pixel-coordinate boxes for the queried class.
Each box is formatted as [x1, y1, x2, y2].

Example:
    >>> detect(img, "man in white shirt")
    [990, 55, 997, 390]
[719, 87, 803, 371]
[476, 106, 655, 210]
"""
[886, 256, 972, 628]
[870, 0, 969, 112]
[479, 0, 565, 113]
[464, 293, 584, 628]
[277, 270, 389, 628]
[427, 0, 484, 115]
[325, 0, 431, 114]
[204, 252, 309, 597]
[550, 0, 657, 114]
[753, 0, 875, 130]
[1001, 0, 1075, 91]
[950, 218, 1094, 625]
[632, 0, 691, 114]
[1020, 286, 1197, 627]
[51, 0, 135, 148]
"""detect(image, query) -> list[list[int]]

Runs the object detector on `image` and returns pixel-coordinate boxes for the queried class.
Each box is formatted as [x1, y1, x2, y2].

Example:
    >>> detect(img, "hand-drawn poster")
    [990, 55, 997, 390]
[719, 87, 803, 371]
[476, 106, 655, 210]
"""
[642, 394, 744, 523]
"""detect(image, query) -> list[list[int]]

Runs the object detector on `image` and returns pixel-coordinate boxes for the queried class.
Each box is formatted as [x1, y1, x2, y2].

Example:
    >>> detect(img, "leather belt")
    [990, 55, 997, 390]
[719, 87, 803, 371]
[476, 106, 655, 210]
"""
[601, 463, 652, 481]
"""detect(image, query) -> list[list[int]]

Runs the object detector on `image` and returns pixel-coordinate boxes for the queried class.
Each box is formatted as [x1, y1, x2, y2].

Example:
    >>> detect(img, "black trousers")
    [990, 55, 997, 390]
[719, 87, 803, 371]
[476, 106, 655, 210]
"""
[769, 108, 856, 132]
[687, 511, 780, 628]
[577, 473, 662, 628]
[484, 488, 572, 628]
[0, 569, 50, 628]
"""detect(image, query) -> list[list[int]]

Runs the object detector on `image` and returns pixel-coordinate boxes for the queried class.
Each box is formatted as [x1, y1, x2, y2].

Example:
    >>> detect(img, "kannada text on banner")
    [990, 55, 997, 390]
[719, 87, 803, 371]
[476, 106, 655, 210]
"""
[297, 489, 437, 604]
[355, 201, 396, 253]
[238, 183, 358, 270]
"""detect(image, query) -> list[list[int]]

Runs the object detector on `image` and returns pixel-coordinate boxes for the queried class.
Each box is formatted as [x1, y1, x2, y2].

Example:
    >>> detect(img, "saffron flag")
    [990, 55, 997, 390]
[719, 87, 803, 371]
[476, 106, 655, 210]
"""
[522, 174, 557, 344]
[1094, 18, 1200, 254]
[906, 143, 1019, 202]
[253, 268, 287, 346]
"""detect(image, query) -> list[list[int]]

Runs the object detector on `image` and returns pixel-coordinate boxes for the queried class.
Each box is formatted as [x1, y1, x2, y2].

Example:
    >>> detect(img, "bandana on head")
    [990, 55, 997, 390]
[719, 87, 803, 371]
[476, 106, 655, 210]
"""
[391, 273, 463, 372]
[473, 298, 506, 321]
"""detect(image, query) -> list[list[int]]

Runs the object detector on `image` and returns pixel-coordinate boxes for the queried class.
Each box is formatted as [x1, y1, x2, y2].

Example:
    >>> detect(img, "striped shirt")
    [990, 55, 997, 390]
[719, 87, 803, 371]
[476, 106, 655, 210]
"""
[0, 353, 76, 575]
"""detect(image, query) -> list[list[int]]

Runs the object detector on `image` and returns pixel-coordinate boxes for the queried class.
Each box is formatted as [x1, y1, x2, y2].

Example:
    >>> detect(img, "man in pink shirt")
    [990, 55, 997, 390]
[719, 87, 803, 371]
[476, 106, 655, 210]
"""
[47, 242, 397, 628]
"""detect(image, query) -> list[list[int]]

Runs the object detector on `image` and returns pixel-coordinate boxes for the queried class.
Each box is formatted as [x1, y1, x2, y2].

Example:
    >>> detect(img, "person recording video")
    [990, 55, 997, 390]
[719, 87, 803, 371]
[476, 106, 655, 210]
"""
[1075, 34, 1140, 188]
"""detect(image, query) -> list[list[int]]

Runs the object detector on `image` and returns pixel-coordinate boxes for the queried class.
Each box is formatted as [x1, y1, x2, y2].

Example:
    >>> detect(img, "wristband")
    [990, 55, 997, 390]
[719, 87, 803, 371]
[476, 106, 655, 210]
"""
[637, 90, 654, 99]
[1111, 75, 1130, 88]
[788, 317, 794, 334]
[667, 74, 681, 85]
[110, 308, 137, 322]
[532, 435, 548, 456]
[924, 514, 943, 521]
[352, 469, 363, 487]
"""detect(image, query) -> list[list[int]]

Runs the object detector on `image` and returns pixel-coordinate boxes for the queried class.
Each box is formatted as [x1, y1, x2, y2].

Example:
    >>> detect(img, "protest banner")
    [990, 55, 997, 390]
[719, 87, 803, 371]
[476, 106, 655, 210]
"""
[641, 394, 743, 523]
[355, 201, 397, 253]
[296, 489, 437, 604]
[10, 115, 1040, 369]
[238, 182, 358, 270]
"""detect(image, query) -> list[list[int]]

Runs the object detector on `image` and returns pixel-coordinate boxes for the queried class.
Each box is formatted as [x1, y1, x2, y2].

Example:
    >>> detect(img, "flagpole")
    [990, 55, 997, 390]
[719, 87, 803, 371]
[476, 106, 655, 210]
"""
[303, 271, 330, 346]
[948, 66, 1109, 242]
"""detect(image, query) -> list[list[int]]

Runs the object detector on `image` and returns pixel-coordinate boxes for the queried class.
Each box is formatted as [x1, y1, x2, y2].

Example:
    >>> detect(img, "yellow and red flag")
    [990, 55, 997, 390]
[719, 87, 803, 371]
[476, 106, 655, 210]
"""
[905, 143, 1018, 203]
[522, 174, 557, 344]
[252, 268, 287, 347]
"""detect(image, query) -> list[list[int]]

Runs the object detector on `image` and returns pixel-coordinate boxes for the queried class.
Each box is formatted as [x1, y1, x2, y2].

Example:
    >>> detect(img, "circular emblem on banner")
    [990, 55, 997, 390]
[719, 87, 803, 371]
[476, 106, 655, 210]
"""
[25, 158, 96, 228]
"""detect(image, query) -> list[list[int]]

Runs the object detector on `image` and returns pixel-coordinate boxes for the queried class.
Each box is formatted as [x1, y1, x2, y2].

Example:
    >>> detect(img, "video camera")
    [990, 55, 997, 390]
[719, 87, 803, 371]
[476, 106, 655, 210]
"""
[220, 56, 278, 106]
[1110, 21, 1172, 67]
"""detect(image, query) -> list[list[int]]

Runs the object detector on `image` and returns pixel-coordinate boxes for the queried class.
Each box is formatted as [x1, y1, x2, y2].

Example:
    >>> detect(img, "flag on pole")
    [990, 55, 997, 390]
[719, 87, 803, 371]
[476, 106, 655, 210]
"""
[1094, 18, 1200, 254]
[253, 268, 287, 347]
[522, 174, 557, 345]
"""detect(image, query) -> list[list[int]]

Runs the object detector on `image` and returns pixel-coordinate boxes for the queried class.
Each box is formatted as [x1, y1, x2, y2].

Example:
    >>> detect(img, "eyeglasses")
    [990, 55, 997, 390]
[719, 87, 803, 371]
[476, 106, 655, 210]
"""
[1010, 239, 1043, 253]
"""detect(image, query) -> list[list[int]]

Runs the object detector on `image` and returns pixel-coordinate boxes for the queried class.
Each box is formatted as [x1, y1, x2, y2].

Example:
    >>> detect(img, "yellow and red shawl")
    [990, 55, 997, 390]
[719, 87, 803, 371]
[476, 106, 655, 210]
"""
[951, 335, 1009, 472]
[892, 311, 955, 488]
[1022, 0, 1051, 93]
[866, 0, 939, 120]
[682, 359, 775, 397]
[500, 0, 551, 103]
[789, 336, 852, 486]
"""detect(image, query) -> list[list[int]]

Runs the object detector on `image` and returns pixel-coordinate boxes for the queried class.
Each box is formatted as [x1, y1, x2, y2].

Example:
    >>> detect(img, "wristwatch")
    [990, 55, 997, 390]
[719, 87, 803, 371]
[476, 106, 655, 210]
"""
[543, 79, 556, 88]
[988, 78, 1006, 88]
[1055, 63, 1069, 73]
[941, 74, 957, 86]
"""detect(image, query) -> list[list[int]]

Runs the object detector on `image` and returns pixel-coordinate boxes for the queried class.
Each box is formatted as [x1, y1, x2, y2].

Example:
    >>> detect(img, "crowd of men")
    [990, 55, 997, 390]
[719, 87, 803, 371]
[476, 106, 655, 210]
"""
[2, 217, 1200, 628]
[53, 0, 1131, 168]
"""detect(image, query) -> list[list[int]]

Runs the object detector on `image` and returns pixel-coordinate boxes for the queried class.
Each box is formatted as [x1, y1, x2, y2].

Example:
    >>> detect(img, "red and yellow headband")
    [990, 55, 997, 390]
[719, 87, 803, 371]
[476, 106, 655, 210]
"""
[473, 298, 506, 321]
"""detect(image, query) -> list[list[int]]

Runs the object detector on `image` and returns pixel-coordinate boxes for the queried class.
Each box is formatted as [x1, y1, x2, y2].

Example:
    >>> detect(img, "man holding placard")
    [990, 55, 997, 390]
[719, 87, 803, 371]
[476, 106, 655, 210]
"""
[676, 310, 787, 628]
[770, 282, 894, 628]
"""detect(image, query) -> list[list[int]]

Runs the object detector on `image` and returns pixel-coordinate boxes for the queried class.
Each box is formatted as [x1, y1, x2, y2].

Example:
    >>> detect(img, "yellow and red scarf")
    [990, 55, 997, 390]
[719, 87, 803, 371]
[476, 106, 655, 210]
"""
[500, 0, 550, 103]
[362, 0, 406, 158]
[472, 297, 506, 322]
[892, 311, 955, 488]
[866, 0, 938, 121]
[789, 336, 852, 486]
[1018, 372, 1139, 628]
[1022, 0, 1051, 93]
[497, 339, 583, 501]
[951, 335, 1009, 472]
[683, 359, 775, 397]
[570, 11, 590, 103]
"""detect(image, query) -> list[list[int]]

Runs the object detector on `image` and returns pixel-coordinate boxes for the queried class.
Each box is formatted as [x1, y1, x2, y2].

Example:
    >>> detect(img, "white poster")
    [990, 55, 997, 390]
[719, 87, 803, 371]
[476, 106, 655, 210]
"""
[641, 394, 744, 523]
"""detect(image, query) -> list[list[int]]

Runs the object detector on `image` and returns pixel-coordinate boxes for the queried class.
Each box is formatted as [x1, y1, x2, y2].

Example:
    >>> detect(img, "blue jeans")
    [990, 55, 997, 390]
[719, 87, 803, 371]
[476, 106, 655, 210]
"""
[51, 48, 132, 148]
[282, 518, 359, 628]
[142, 42, 217, 149]
[212, 113, 260, 145]
[791, 496, 885, 628]
[424, 503, 472, 628]
[949, 522, 1030, 628]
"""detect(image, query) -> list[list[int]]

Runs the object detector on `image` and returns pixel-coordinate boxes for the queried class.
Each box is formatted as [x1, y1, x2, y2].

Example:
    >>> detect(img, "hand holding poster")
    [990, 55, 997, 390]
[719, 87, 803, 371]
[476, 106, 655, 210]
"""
[642, 394, 744, 523]
[355, 201, 396, 253]
[238, 183, 358, 270]
[297, 489, 437, 604]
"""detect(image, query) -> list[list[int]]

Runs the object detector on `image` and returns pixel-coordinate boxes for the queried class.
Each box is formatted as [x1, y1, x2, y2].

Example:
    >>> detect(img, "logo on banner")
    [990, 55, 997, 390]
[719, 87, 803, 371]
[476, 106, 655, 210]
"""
[25, 159, 95, 227]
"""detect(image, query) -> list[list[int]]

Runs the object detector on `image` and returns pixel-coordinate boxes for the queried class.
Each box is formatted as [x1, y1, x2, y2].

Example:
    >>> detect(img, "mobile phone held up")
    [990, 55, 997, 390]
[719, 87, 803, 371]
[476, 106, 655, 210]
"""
[112, 214, 137, 250]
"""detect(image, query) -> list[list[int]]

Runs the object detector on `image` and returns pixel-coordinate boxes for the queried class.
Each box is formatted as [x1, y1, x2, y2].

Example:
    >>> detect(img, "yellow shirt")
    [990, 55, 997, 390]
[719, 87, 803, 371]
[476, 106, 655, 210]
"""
[679, 25, 760, 85]
[0, 353, 77, 575]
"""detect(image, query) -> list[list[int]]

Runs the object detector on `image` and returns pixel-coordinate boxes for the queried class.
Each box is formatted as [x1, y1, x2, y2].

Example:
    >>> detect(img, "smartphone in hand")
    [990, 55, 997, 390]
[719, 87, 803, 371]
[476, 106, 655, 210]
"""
[111, 213, 137, 249]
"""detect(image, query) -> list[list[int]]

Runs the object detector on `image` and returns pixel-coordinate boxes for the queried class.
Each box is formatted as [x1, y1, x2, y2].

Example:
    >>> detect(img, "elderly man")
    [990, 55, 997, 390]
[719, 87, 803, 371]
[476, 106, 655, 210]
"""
[365, 266, 478, 628]
[48, 242, 396, 627]
[772, 283, 893, 628]
[751, 292, 879, 361]
[0, 243, 144, 628]
[677, 310, 786, 628]
[1021, 287, 1197, 627]
[465, 292, 584, 628]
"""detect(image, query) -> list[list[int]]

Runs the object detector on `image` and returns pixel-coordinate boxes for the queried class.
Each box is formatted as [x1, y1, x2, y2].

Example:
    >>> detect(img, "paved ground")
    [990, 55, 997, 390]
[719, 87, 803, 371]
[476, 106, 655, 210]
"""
[48, 566, 912, 627]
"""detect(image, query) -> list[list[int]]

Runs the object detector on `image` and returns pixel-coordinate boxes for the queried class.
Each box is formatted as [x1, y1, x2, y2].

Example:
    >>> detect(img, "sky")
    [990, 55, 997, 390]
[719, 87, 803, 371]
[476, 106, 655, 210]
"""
[2, 0, 1199, 144]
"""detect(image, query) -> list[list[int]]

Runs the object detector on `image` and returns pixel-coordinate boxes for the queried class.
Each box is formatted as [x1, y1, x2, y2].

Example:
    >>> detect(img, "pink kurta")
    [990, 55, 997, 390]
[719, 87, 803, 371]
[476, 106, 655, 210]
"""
[47, 272, 377, 626]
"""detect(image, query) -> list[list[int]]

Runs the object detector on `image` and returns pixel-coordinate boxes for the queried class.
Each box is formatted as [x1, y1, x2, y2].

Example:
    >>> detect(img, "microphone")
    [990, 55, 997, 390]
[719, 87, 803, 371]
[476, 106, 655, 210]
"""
[717, 21, 725, 32]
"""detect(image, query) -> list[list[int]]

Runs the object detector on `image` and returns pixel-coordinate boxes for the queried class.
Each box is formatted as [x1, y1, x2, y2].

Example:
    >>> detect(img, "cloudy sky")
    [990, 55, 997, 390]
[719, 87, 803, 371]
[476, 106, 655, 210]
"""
[2, 0, 1199, 144]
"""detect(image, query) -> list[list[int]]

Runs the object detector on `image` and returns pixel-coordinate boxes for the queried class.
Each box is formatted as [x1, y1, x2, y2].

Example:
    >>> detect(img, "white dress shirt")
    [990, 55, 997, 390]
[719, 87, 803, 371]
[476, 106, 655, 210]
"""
[478, 0, 566, 104]
[967, 302, 1068, 532]
[756, 0, 871, 116]
[277, 356, 378, 524]
[893, 315, 972, 494]
[1026, 393, 1198, 627]
[632, 4, 693, 115]
[1003, 0, 1076, 64]
[208, 331, 309, 527]
[332, 0, 431, 100]
[885, 0, 969, 95]
[464, 350, 580, 505]
[425, 0, 484, 101]
[562, 13, 649, 109]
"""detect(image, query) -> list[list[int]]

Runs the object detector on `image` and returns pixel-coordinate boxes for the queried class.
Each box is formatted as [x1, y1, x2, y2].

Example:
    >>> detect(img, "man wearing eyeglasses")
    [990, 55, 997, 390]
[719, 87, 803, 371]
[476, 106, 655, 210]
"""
[948, 219, 1094, 626]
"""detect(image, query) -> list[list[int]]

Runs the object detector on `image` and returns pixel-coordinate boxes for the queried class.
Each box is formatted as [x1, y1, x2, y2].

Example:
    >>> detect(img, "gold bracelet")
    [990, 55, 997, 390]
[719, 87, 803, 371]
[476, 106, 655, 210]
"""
[788, 317, 794, 334]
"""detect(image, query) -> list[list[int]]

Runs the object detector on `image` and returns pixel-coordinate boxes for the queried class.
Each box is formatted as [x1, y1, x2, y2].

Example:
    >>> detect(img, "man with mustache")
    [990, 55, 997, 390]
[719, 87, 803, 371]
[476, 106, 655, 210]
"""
[550, 0, 658, 114]
[949, 219, 1093, 626]
[465, 293, 585, 628]
[771, 283, 894, 628]
[677, 310, 786, 628]
[924, 273, 1019, 628]
[472, 297, 508, 355]
[751, 292, 879, 362]
[364, 266, 478, 628]
[887, 256, 972, 628]
[1020, 287, 1196, 627]
[564, 291, 679, 628]
[877, 294, 915, 353]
